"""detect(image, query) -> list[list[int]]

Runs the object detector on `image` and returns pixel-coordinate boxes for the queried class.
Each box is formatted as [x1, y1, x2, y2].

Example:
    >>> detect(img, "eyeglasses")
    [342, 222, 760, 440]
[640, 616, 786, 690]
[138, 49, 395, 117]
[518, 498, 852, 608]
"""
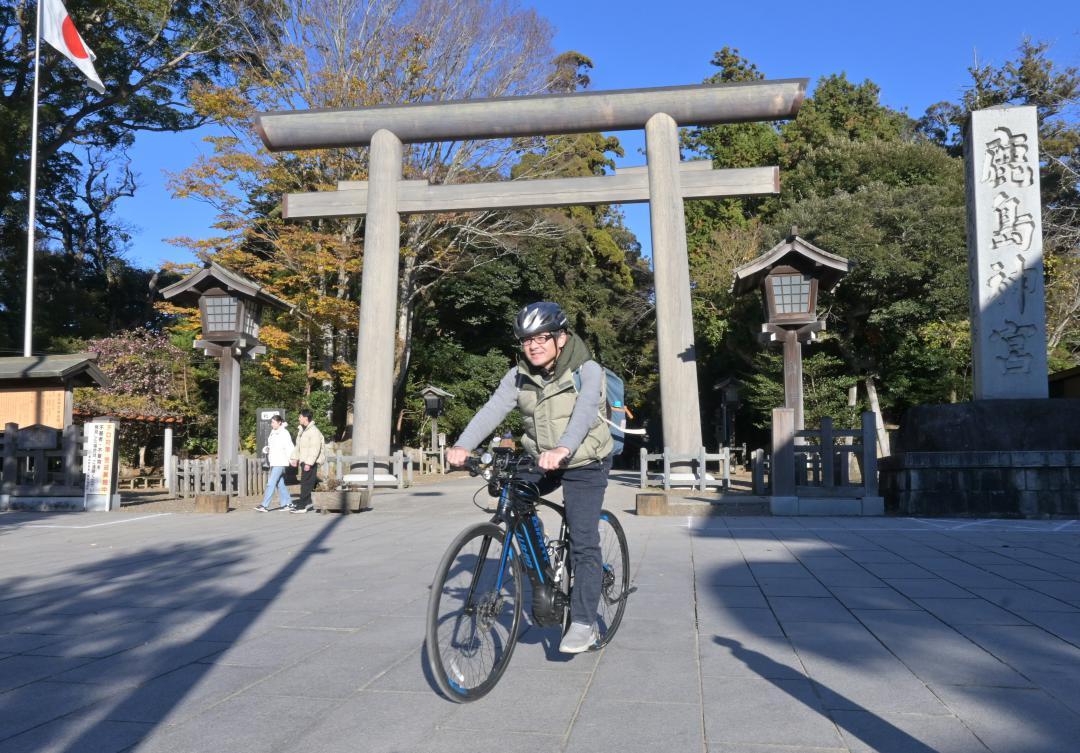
[519, 333, 556, 347]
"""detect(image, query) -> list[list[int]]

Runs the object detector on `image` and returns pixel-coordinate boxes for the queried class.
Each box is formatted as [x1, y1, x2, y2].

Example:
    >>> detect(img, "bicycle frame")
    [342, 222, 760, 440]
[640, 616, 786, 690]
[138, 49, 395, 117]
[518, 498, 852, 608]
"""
[495, 488, 562, 590]
[465, 452, 566, 623]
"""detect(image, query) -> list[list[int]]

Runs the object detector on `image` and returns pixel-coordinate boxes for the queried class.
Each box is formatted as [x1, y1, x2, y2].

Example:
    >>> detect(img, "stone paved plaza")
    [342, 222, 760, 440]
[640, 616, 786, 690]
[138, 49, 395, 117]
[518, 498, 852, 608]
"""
[3, 474, 1080, 752]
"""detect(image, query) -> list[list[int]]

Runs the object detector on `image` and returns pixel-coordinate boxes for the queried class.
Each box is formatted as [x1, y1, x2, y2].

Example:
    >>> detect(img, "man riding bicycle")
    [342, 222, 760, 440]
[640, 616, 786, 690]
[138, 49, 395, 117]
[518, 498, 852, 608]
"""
[446, 301, 613, 654]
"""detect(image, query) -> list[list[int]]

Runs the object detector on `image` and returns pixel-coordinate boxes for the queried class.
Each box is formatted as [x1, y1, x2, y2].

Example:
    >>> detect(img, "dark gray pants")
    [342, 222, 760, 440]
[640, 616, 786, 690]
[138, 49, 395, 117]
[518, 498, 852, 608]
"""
[298, 463, 319, 508]
[520, 455, 611, 625]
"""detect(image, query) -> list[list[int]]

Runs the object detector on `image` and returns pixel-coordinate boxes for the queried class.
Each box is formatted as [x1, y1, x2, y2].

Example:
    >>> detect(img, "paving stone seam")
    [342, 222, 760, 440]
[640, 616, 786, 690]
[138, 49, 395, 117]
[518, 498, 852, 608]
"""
[689, 528, 713, 753]
[555, 519, 652, 751]
[899, 536, 1080, 649]
[740, 530, 1008, 750]
[825, 574, 1037, 751]
[730, 534, 849, 749]
[0, 683, 130, 744]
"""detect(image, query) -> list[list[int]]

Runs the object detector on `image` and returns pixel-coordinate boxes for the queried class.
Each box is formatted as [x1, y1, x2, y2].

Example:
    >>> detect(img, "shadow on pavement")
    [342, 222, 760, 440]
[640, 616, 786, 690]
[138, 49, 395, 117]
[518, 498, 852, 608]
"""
[713, 636, 938, 753]
[692, 525, 1080, 753]
[0, 514, 347, 751]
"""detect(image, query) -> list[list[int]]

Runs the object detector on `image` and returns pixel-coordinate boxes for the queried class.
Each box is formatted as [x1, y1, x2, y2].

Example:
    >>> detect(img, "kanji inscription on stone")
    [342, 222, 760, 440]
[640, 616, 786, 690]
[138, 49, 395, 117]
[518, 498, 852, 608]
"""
[964, 106, 1048, 398]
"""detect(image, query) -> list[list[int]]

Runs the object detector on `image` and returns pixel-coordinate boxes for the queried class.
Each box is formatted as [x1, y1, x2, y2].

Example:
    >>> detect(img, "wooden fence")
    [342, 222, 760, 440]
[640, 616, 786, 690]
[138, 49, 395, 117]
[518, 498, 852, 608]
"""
[326, 450, 412, 491]
[0, 423, 84, 496]
[768, 410, 877, 498]
[639, 447, 732, 491]
[169, 455, 267, 498]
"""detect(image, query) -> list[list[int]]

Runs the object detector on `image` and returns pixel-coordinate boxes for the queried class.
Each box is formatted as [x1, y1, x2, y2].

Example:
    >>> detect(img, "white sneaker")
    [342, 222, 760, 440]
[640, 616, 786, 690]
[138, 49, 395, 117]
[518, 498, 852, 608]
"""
[559, 622, 598, 654]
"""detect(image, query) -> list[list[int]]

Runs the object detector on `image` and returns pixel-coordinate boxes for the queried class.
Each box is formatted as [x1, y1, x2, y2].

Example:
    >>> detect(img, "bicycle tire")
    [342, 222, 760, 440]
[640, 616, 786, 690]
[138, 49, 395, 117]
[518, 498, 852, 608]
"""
[425, 522, 523, 702]
[560, 508, 630, 649]
[595, 510, 630, 646]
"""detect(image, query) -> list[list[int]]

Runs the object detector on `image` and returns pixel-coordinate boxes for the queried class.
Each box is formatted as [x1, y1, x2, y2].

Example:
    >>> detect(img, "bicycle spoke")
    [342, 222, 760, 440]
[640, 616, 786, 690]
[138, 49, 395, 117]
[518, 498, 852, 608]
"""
[595, 511, 630, 645]
[426, 523, 522, 700]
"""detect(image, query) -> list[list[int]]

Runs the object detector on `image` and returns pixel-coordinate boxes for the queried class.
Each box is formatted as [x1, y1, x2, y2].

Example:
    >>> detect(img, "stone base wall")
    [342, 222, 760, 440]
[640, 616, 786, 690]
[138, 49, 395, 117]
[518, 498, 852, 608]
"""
[880, 451, 1080, 517]
[0, 495, 85, 511]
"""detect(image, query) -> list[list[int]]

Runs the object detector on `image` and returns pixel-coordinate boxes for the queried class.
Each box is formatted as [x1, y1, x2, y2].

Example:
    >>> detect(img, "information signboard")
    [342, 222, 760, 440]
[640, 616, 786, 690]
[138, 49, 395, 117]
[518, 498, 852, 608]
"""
[83, 419, 120, 511]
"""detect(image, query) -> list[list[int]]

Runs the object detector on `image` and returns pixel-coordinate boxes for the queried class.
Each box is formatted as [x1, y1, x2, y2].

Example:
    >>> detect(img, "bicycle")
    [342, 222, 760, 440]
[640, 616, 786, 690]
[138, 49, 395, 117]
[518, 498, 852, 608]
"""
[425, 449, 630, 702]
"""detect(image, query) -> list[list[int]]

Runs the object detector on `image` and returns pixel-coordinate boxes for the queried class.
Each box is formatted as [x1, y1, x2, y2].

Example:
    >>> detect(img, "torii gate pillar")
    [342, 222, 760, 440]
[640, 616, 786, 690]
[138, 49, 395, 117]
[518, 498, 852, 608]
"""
[646, 112, 703, 455]
[353, 129, 403, 457]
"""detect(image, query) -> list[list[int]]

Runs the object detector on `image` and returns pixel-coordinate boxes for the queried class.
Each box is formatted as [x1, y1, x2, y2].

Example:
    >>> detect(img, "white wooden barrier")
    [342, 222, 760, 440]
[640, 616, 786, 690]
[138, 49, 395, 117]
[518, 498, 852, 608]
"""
[639, 446, 731, 492]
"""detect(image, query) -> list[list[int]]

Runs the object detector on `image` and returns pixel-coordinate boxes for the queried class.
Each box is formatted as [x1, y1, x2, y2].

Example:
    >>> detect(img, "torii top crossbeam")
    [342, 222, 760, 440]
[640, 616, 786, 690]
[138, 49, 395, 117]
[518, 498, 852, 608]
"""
[255, 79, 807, 150]
[252, 78, 808, 465]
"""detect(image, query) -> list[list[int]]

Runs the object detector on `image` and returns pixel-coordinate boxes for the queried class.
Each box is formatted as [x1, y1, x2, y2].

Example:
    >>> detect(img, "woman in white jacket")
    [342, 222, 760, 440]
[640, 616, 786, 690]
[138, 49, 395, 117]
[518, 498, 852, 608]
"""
[256, 415, 295, 511]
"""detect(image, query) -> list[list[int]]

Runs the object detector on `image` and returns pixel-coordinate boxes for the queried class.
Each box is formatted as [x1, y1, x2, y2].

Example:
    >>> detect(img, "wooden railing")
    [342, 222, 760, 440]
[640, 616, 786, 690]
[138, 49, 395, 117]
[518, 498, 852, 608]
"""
[326, 450, 412, 491]
[639, 447, 732, 491]
[770, 409, 878, 498]
[170, 455, 267, 498]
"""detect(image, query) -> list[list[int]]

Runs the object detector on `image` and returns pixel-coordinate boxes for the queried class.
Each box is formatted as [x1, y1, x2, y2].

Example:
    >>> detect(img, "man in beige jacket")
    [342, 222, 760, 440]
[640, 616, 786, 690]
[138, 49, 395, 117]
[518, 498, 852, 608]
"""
[289, 407, 325, 513]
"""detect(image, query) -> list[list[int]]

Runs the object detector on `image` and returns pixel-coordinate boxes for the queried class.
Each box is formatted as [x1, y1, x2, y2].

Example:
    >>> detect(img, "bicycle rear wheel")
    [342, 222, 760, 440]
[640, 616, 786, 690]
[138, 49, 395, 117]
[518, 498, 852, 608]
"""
[561, 508, 630, 649]
[595, 510, 630, 647]
[425, 522, 523, 702]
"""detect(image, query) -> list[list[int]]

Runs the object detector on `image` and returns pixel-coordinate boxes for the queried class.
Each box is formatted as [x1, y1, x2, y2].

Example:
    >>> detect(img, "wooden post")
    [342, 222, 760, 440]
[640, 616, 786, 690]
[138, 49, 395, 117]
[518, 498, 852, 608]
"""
[820, 417, 834, 488]
[2, 423, 17, 494]
[861, 411, 878, 497]
[163, 426, 174, 491]
[62, 424, 79, 488]
[782, 330, 805, 431]
[430, 417, 438, 464]
[722, 447, 731, 491]
[752, 448, 765, 495]
[366, 450, 375, 494]
[238, 456, 248, 497]
[217, 350, 241, 466]
[771, 408, 796, 497]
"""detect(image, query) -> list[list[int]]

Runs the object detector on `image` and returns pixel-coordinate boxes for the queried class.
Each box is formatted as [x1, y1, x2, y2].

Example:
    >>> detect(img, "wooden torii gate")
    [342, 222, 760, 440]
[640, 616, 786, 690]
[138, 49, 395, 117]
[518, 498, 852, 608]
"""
[255, 79, 806, 469]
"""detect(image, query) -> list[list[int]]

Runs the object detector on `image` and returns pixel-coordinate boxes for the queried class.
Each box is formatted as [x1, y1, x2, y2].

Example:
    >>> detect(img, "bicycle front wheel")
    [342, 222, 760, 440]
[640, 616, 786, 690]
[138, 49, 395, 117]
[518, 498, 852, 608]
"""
[425, 522, 523, 702]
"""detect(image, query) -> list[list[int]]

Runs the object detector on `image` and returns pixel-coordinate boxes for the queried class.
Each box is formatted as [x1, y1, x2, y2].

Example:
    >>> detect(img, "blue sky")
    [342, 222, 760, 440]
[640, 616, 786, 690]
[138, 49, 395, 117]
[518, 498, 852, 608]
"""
[119, 0, 1079, 268]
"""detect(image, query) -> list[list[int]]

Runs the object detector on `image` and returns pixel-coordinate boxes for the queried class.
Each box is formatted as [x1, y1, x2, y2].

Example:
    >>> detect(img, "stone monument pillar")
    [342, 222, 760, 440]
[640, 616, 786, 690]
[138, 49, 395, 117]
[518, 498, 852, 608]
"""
[965, 105, 1049, 398]
[880, 105, 1080, 517]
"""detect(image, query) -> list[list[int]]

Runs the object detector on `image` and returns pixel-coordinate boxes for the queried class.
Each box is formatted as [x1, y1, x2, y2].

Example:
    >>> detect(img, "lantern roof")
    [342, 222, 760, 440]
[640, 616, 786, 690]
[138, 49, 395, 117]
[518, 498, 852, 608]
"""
[420, 385, 455, 398]
[731, 233, 849, 298]
[160, 262, 292, 311]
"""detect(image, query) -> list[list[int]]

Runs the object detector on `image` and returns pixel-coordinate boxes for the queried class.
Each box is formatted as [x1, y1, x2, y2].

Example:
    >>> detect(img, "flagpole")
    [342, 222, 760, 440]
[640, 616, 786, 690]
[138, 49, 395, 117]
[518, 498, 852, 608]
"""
[23, 0, 43, 358]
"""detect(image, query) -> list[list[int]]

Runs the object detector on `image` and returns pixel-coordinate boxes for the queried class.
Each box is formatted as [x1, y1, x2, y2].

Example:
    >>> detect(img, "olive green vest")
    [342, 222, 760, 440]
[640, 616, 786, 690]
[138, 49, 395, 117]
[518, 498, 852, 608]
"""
[516, 333, 613, 468]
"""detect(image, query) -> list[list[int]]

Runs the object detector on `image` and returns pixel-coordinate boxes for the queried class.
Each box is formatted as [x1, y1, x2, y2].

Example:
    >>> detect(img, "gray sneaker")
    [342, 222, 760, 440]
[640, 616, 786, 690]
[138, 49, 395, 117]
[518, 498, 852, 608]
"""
[559, 622, 598, 654]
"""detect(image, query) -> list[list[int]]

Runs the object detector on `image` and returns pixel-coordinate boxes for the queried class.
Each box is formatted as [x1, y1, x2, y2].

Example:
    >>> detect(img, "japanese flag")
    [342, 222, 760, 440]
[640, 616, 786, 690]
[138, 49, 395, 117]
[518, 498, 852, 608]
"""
[40, 0, 105, 94]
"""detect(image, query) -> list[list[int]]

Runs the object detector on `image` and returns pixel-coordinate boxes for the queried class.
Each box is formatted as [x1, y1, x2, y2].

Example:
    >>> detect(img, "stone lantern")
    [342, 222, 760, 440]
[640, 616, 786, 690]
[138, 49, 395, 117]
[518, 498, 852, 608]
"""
[732, 231, 849, 430]
[160, 263, 290, 464]
[420, 385, 454, 461]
